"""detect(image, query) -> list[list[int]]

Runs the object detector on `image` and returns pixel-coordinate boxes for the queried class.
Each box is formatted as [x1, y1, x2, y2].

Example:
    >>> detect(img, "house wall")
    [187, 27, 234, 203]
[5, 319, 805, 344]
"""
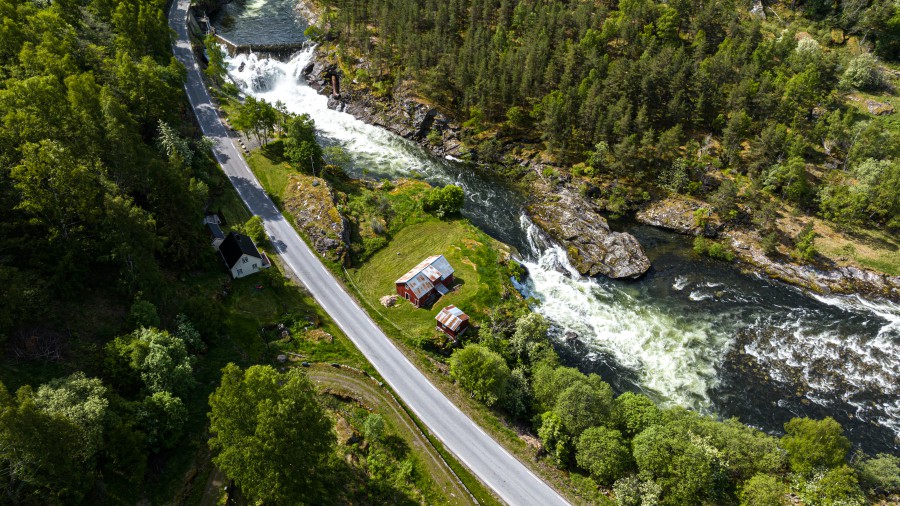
[436, 321, 468, 339]
[231, 254, 262, 279]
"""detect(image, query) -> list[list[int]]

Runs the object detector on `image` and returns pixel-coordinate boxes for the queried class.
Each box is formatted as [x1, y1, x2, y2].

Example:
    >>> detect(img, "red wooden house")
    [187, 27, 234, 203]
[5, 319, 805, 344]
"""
[395, 255, 455, 308]
[435, 305, 469, 339]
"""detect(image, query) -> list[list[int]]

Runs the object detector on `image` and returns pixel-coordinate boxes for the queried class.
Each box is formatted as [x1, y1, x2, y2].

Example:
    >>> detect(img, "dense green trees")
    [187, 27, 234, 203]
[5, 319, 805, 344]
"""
[231, 96, 279, 146]
[0, 0, 214, 325]
[445, 303, 882, 504]
[449, 343, 510, 406]
[322, 0, 900, 239]
[208, 364, 335, 504]
[283, 112, 324, 171]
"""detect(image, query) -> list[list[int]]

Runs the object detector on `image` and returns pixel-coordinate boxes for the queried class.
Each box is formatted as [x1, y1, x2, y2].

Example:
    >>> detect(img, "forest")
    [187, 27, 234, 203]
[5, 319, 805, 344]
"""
[0, 0, 224, 501]
[2, 0, 900, 503]
[317, 0, 900, 247]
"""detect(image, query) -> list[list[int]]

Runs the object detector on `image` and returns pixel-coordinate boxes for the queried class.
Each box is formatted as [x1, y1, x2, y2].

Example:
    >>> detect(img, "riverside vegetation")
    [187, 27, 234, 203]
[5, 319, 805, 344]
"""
[304, 0, 900, 296]
[0, 0, 477, 504]
[216, 71, 900, 502]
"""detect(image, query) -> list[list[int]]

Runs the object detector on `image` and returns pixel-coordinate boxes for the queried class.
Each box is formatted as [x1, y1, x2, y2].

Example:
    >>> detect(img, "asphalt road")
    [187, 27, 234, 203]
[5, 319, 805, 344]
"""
[169, 3, 568, 504]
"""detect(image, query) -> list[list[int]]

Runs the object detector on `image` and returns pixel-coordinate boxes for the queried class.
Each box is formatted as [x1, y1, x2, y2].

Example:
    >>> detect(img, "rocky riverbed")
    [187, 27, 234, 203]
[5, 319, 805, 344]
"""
[637, 196, 900, 300]
[301, 46, 652, 280]
[297, 25, 897, 298]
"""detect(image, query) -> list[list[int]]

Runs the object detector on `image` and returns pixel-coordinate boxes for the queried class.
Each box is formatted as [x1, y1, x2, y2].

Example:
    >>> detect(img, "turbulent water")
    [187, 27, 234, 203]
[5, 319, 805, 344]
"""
[220, 12, 900, 453]
[210, 0, 307, 47]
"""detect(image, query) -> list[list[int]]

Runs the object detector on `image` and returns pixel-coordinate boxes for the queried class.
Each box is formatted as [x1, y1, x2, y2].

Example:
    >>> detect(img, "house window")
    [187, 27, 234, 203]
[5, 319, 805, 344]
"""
[237, 268, 243, 276]
[251, 263, 257, 269]
[242, 257, 248, 264]
[404, 292, 409, 300]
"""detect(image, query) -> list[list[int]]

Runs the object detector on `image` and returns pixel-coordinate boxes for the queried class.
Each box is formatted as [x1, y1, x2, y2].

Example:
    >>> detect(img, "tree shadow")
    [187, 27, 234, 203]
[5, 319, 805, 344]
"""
[260, 140, 286, 164]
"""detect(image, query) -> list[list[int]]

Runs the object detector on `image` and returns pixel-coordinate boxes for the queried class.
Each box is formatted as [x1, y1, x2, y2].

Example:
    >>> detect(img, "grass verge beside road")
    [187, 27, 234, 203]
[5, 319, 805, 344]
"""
[243, 144, 610, 505]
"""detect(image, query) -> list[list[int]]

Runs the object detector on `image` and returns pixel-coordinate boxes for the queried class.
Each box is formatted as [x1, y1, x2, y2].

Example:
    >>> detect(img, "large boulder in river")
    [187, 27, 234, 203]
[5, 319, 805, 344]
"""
[528, 188, 650, 279]
[282, 174, 350, 264]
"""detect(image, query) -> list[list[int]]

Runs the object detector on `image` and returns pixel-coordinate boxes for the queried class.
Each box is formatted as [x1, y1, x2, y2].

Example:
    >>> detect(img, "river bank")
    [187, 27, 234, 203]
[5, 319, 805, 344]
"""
[218, 9, 900, 454]
[297, 24, 900, 301]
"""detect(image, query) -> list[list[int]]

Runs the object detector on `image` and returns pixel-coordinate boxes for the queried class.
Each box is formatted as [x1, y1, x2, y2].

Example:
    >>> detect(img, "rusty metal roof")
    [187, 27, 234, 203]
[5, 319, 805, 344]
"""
[436, 305, 468, 332]
[396, 255, 455, 284]
[404, 271, 434, 299]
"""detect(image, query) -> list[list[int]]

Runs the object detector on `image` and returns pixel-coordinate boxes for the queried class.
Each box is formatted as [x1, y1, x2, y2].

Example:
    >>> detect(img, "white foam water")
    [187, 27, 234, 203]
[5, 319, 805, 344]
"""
[225, 48, 900, 441]
[226, 48, 443, 180]
[513, 216, 736, 409]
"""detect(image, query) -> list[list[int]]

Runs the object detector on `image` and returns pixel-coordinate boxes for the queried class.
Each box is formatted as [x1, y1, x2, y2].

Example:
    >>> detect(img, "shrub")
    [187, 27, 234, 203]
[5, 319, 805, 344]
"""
[613, 392, 661, 438]
[576, 427, 632, 485]
[693, 237, 735, 261]
[241, 216, 266, 246]
[538, 411, 571, 467]
[739, 474, 787, 506]
[840, 53, 883, 91]
[801, 466, 865, 506]
[693, 207, 711, 228]
[449, 344, 510, 406]
[854, 452, 900, 495]
[781, 417, 849, 475]
[761, 232, 780, 256]
[506, 105, 529, 129]
[427, 128, 443, 146]
[128, 299, 160, 329]
[791, 223, 817, 264]
[423, 184, 464, 217]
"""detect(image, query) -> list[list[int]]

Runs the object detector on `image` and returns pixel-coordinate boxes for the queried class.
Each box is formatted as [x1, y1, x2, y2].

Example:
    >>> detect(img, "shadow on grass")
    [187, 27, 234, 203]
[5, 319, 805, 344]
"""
[260, 140, 287, 163]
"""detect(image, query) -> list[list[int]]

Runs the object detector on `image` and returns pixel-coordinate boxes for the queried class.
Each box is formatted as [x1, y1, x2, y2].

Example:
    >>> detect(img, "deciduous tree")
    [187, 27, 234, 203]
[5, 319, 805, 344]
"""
[208, 364, 334, 504]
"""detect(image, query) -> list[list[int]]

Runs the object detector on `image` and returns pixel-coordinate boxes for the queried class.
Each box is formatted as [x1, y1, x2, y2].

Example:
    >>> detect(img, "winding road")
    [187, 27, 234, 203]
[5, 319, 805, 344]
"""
[168, 2, 568, 505]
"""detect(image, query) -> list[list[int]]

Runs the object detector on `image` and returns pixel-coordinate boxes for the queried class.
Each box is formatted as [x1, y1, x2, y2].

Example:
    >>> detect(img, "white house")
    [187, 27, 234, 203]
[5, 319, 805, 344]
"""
[218, 231, 270, 278]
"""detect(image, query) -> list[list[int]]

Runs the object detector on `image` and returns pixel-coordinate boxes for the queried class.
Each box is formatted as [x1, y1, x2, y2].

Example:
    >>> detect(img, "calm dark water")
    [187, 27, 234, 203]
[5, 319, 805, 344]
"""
[220, 0, 900, 454]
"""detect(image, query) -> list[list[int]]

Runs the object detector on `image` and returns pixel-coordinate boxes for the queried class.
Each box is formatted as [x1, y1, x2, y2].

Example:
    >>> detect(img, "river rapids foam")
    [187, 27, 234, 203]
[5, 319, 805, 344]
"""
[224, 47, 900, 444]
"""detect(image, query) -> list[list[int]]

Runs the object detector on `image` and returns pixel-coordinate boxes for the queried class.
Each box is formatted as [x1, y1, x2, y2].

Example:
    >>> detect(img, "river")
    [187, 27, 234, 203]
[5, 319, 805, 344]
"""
[214, 0, 900, 454]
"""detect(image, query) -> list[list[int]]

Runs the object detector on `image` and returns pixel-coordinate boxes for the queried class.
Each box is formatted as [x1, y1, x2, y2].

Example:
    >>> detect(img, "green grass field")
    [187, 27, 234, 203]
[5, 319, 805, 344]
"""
[346, 220, 507, 342]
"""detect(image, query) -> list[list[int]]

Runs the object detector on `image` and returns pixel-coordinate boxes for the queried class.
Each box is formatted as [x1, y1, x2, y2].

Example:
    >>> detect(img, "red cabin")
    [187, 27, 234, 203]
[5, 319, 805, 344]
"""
[435, 305, 469, 339]
[395, 255, 455, 308]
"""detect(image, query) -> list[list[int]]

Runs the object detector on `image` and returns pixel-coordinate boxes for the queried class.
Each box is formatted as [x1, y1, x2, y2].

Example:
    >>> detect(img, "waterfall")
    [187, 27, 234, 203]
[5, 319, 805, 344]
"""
[225, 48, 900, 449]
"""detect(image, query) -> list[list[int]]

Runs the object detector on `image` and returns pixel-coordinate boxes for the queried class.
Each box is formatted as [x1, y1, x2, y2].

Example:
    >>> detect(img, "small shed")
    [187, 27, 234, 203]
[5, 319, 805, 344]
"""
[395, 255, 455, 308]
[204, 215, 226, 248]
[435, 305, 469, 339]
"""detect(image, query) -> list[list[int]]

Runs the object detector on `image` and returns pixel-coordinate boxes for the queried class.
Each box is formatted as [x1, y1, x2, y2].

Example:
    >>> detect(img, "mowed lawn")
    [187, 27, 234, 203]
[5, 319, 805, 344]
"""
[348, 219, 506, 339]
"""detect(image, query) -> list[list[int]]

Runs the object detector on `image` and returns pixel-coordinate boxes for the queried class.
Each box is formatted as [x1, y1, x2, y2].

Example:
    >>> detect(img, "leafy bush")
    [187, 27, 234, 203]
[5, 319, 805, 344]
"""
[799, 466, 865, 506]
[449, 344, 510, 406]
[241, 216, 267, 246]
[576, 426, 632, 485]
[840, 53, 883, 90]
[693, 236, 735, 261]
[128, 299, 160, 329]
[854, 452, 900, 495]
[739, 474, 787, 506]
[791, 223, 818, 264]
[613, 392, 661, 438]
[422, 184, 464, 217]
[427, 128, 443, 146]
[781, 417, 849, 475]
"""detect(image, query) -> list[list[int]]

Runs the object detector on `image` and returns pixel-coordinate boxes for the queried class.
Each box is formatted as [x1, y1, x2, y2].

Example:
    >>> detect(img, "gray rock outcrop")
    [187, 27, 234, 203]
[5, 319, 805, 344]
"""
[282, 173, 350, 264]
[528, 187, 651, 279]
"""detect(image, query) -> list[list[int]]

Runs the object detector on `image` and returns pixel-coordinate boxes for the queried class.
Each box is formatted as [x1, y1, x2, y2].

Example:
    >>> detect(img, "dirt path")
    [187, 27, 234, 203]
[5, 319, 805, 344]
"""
[306, 364, 474, 506]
